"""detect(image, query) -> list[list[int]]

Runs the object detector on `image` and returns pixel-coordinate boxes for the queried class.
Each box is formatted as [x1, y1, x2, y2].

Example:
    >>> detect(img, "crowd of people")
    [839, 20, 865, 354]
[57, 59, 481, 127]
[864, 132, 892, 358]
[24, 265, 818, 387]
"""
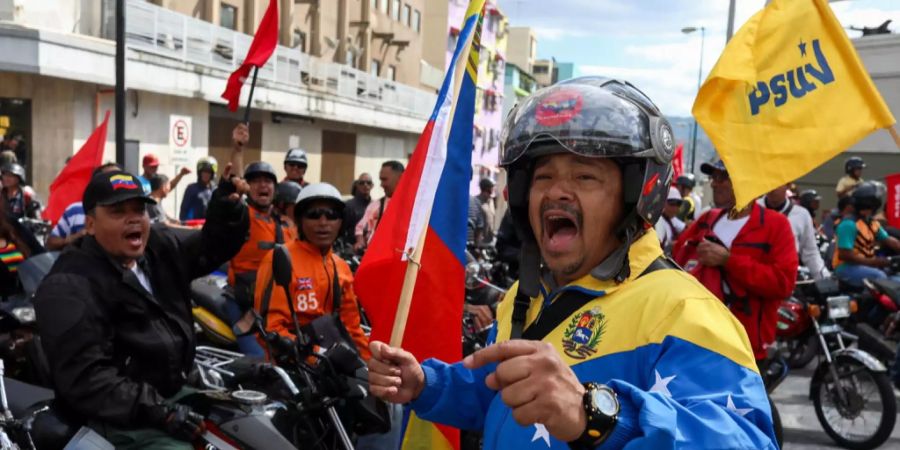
[1, 75, 900, 449]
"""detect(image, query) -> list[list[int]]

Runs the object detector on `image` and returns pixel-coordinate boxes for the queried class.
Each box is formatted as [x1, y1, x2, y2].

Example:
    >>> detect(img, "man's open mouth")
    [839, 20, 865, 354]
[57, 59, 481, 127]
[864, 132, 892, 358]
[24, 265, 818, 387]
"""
[124, 230, 143, 248]
[543, 209, 580, 252]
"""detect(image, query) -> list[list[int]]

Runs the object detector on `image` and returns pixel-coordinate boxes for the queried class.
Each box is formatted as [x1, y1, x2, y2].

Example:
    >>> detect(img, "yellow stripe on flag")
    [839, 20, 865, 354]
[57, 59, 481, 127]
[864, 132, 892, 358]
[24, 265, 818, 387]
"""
[692, 0, 895, 208]
[401, 413, 455, 450]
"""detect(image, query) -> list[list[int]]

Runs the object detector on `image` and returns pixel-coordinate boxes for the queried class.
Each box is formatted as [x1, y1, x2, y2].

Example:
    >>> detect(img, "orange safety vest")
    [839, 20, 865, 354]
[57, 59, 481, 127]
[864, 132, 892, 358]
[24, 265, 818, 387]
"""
[254, 239, 371, 359]
[229, 208, 296, 283]
[832, 218, 881, 269]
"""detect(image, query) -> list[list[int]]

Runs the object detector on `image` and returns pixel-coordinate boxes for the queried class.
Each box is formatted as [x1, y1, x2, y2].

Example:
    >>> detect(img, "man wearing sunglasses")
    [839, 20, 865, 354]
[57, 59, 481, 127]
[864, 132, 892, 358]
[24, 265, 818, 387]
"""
[254, 182, 371, 359]
[343, 173, 374, 244]
[283, 148, 309, 187]
[673, 159, 797, 365]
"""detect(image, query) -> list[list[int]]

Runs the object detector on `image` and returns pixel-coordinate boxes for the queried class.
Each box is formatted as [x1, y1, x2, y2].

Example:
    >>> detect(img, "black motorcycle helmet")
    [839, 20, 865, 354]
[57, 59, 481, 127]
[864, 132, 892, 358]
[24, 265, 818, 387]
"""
[798, 189, 821, 210]
[675, 174, 695, 189]
[275, 181, 302, 207]
[243, 161, 277, 183]
[844, 156, 865, 175]
[1, 163, 26, 184]
[501, 76, 675, 288]
[851, 181, 881, 212]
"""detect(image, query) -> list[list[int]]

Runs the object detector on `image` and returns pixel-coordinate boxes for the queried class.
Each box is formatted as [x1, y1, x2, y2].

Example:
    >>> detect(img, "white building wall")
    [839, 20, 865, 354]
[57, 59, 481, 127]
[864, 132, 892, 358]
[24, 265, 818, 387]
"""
[260, 121, 323, 184]
[356, 133, 415, 199]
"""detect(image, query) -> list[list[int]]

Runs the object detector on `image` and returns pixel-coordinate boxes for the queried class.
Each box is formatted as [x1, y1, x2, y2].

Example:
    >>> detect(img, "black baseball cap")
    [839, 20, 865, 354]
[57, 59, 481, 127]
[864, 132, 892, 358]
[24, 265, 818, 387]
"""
[83, 170, 156, 212]
[700, 159, 728, 176]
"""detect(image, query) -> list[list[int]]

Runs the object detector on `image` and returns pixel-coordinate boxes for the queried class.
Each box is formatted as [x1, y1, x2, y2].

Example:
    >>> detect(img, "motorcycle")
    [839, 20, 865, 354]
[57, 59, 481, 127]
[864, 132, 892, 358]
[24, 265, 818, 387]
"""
[0, 252, 58, 386]
[792, 277, 896, 450]
[851, 256, 900, 367]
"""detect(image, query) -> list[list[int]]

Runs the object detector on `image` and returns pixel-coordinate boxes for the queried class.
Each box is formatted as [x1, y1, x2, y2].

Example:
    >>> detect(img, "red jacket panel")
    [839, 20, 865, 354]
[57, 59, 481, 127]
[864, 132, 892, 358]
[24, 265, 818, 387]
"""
[673, 204, 798, 359]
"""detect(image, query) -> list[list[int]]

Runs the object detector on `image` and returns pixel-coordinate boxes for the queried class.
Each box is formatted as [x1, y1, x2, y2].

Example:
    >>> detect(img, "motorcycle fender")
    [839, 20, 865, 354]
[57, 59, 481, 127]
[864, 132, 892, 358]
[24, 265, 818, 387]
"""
[808, 348, 887, 400]
[193, 306, 237, 344]
[217, 414, 296, 450]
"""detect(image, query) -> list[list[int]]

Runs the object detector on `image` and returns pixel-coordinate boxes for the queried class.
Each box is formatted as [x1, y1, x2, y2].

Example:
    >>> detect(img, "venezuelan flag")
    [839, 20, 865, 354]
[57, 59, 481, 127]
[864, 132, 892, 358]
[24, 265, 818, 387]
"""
[354, 1, 486, 449]
[110, 174, 139, 190]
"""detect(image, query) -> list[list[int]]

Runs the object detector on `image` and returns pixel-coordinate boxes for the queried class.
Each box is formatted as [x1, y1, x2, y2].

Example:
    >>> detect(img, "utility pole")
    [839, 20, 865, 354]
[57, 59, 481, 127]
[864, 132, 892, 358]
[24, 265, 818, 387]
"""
[726, 0, 736, 41]
[115, 0, 126, 164]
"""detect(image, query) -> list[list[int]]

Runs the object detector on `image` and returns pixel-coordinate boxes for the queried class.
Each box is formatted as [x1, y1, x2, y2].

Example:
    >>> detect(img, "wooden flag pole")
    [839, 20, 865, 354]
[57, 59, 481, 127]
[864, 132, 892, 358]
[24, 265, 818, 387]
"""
[243, 66, 260, 125]
[389, 228, 429, 347]
[888, 126, 900, 150]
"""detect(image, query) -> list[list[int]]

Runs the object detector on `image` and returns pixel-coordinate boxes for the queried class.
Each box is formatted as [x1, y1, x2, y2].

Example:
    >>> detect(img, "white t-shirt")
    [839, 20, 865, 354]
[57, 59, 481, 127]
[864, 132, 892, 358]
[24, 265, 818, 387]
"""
[130, 264, 154, 295]
[712, 215, 751, 249]
[655, 216, 685, 251]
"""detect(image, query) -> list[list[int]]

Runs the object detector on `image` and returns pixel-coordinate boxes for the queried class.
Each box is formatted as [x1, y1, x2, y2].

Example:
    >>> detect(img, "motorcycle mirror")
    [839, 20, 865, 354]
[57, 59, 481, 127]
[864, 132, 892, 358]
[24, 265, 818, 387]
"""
[273, 244, 293, 288]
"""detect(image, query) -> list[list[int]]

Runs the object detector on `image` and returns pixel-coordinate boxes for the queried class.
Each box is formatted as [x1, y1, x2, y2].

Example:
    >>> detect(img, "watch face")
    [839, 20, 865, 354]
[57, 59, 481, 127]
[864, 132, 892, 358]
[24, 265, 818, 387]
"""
[591, 389, 618, 416]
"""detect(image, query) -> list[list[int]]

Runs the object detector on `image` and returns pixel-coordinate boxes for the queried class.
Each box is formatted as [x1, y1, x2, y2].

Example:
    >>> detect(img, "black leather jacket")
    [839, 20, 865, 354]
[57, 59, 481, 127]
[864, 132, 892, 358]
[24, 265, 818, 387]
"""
[33, 186, 248, 427]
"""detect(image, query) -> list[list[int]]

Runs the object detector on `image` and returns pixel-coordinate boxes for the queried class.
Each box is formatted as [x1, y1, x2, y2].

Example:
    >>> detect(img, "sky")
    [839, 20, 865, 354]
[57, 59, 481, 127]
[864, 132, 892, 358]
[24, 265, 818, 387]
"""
[497, 0, 900, 117]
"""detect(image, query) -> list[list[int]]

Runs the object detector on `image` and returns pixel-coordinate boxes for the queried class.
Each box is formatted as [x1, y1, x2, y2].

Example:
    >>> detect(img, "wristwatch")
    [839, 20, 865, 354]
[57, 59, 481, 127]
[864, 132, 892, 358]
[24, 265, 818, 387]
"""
[569, 382, 619, 449]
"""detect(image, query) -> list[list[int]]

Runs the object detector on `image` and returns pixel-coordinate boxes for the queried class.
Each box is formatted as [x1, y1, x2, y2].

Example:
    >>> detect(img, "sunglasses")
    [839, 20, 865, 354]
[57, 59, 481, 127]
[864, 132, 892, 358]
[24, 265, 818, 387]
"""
[358, 180, 373, 186]
[286, 162, 306, 169]
[666, 200, 683, 206]
[303, 208, 341, 221]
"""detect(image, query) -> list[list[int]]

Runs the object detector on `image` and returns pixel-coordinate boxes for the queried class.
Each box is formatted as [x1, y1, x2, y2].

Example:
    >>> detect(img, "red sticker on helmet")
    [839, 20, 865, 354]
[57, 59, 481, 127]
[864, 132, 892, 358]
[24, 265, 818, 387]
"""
[643, 173, 660, 197]
[535, 89, 583, 127]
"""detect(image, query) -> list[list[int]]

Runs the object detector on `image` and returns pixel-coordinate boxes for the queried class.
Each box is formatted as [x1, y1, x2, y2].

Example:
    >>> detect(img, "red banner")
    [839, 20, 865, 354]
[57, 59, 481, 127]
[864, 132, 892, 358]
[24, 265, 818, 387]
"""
[886, 173, 900, 229]
[672, 143, 684, 181]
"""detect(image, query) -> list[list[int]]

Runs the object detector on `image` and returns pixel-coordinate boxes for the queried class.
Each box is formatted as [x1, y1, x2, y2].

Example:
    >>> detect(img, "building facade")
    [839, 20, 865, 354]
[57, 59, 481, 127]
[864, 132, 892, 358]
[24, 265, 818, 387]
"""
[0, 0, 436, 218]
[423, 0, 508, 193]
[506, 26, 537, 75]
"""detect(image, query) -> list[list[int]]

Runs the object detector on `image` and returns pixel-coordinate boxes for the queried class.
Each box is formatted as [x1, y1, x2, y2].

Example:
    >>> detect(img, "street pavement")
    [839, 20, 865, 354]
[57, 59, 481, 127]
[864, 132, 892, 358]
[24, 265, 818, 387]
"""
[773, 364, 900, 449]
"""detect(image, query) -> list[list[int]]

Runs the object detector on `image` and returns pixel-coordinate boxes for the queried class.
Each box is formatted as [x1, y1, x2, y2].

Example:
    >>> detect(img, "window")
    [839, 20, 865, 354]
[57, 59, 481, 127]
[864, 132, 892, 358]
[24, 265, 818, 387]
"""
[391, 0, 400, 21]
[370, 60, 381, 76]
[370, 0, 378, 11]
[413, 10, 421, 33]
[380, 0, 388, 13]
[387, 65, 396, 81]
[402, 4, 411, 26]
[345, 50, 357, 68]
[534, 65, 549, 74]
[220, 4, 237, 30]
[293, 29, 307, 53]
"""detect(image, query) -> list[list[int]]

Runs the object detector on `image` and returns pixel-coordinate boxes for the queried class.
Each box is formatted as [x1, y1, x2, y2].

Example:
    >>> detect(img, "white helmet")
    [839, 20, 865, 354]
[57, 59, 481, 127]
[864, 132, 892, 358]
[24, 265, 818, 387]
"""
[294, 182, 344, 213]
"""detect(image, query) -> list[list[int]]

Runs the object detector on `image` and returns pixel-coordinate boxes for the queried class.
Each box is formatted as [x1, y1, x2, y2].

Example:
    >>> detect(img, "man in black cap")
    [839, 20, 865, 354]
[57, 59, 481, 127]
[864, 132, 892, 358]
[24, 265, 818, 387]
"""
[33, 170, 249, 449]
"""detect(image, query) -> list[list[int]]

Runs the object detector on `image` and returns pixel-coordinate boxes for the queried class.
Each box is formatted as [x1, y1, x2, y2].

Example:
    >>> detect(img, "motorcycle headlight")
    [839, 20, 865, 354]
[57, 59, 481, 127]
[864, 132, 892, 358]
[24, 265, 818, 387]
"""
[827, 296, 851, 319]
[12, 306, 36, 324]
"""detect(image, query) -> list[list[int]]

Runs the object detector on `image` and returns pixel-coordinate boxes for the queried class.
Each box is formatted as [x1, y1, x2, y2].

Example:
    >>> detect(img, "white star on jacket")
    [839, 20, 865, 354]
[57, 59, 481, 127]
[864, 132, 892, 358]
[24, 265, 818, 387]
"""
[726, 394, 753, 417]
[649, 370, 677, 397]
[532, 423, 551, 447]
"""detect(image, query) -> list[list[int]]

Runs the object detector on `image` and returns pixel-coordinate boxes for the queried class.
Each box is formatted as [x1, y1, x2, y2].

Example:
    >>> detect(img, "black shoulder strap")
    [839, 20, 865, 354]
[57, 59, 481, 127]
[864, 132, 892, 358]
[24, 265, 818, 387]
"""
[259, 274, 275, 329]
[375, 197, 386, 230]
[516, 256, 678, 341]
[328, 255, 342, 318]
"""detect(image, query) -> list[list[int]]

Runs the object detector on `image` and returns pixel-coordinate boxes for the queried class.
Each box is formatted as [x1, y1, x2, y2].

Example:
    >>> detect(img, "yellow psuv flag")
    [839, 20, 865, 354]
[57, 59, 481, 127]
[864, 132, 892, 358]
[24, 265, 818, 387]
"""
[692, 0, 895, 208]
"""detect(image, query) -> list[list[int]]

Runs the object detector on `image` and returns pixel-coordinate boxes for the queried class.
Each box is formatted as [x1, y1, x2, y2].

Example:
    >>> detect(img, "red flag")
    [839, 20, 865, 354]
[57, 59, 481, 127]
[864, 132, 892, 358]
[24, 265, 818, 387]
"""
[221, 0, 279, 112]
[672, 143, 684, 181]
[42, 111, 110, 225]
[886, 173, 900, 229]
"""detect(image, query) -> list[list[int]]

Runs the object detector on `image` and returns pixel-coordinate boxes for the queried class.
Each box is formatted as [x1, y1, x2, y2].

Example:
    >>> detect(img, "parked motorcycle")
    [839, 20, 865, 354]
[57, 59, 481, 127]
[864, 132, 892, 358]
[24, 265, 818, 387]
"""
[792, 277, 896, 450]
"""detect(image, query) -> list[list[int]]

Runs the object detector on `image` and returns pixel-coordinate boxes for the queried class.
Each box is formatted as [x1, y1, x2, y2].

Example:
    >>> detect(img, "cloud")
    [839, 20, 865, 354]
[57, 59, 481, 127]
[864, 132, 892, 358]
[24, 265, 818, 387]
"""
[501, 0, 899, 117]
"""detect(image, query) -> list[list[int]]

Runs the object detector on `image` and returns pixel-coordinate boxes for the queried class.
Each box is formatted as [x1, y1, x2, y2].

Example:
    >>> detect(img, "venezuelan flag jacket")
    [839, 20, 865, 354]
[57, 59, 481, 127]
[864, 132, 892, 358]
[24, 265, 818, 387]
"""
[410, 230, 777, 449]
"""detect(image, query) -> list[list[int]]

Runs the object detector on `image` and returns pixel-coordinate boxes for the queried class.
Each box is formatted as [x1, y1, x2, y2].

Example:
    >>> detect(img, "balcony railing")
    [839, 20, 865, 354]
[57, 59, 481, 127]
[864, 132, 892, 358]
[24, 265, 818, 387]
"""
[121, 0, 435, 119]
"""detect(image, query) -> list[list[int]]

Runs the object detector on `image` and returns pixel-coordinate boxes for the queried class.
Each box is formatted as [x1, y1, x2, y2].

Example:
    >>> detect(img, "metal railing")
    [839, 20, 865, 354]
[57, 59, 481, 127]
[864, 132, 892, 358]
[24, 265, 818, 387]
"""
[122, 0, 435, 119]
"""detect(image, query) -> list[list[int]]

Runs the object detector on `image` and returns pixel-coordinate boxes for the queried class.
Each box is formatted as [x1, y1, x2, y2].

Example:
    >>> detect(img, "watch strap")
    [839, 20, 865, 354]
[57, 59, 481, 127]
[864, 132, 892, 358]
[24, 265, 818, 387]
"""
[569, 383, 618, 449]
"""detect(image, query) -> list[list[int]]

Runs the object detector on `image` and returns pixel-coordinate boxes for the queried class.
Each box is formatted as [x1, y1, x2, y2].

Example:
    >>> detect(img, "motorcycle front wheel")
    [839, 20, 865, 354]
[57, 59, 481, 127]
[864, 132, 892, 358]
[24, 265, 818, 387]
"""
[812, 359, 896, 450]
